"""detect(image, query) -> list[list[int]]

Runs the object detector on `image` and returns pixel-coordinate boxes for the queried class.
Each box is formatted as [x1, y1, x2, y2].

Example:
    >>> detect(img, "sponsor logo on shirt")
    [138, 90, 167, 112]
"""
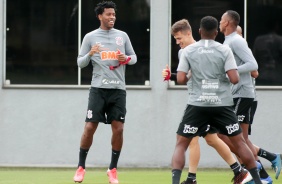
[202, 79, 219, 89]
[198, 79, 221, 104]
[102, 78, 120, 85]
[198, 47, 214, 54]
[100, 51, 119, 60]
[196, 93, 221, 104]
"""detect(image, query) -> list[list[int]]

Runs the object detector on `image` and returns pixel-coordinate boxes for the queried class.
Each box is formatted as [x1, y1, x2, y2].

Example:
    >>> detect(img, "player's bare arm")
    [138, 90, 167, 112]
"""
[177, 71, 188, 84]
[226, 69, 239, 84]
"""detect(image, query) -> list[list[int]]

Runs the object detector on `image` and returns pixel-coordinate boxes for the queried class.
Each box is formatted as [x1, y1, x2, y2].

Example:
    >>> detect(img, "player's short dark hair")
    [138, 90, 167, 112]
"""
[226, 10, 240, 26]
[200, 16, 218, 33]
[95, 1, 117, 17]
[171, 19, 192, 36]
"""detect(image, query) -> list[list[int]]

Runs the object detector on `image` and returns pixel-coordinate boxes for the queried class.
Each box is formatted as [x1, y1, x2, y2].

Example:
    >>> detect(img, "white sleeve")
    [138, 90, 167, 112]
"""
[177, 49, 189, 73]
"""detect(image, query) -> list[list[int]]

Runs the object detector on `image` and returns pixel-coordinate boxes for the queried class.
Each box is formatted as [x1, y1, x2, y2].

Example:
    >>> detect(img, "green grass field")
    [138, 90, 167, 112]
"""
[0, 167, 277, 184]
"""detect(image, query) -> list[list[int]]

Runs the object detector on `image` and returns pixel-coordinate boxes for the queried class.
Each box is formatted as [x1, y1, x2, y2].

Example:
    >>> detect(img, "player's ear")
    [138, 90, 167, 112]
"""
[199, 28, 201, 35]
[214, 30, 218, 37]
[98, 14, 102, 21]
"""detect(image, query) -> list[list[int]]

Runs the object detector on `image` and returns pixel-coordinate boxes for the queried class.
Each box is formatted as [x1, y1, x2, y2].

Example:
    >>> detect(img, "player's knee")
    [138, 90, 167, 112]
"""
[112, 124, 124, 135]
[205, 138, 215, 147]
[84, 122, 97, 133]
[116, 127, 124, 135]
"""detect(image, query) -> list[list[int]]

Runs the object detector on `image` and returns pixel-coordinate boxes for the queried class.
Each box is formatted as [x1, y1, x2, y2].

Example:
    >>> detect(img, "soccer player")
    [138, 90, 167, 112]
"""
[219, 10, 281, 184]
[171, 16, 262, 184]
[236, 25, 282, 182]
[163, 19, 199, 184]
[164, 19, 252, 184]
[218, 10, 269, 183]
[73, 1, 137, 183]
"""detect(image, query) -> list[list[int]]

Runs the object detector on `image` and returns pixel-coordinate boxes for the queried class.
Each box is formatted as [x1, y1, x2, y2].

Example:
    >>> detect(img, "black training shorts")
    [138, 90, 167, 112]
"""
[248, 100, 258, 135]
[85, 87, 126, 124]
[233, 98, 254, 124]
[177, 105, 242, 138]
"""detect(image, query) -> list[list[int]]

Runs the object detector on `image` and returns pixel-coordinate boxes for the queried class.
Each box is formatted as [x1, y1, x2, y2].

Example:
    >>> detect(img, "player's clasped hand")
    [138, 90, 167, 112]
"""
[89, 44, 100, 56]
[116, 49, 127, 63]
[162, 64, 171, 81]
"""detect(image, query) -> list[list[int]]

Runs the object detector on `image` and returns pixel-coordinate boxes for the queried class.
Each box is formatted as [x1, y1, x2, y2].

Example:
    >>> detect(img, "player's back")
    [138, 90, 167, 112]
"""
[182, 39, 235, 106]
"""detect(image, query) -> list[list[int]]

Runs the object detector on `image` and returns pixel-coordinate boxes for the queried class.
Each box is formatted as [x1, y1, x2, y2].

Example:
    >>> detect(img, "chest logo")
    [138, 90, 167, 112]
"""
[116, 37, 123, 46]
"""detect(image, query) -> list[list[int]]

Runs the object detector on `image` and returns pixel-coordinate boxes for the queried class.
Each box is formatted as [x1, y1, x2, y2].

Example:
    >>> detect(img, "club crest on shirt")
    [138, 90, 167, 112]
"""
[116, 37, 123, 46]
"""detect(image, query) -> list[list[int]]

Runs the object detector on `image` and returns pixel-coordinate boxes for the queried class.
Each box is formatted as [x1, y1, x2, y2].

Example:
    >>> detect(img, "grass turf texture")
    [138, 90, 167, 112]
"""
[0, 167, 276, 184]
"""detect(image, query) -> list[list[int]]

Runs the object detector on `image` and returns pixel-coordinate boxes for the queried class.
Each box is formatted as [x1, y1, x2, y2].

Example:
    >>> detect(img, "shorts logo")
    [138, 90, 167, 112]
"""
[226, 123, 240, 134]
[238, 115, 245, 122]
[205, 125, 210, 132]
[183, 124, 198, 134]
[87, 110, 93, 119]
[116, 37, 123, 46]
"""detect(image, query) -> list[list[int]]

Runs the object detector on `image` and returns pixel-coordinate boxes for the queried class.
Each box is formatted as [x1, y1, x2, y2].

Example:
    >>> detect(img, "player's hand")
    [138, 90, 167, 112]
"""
[251, 70, 259, 78]
[89, 43, 108, 56]
[162, 64, 171, 81]
[116, 49, 127, 63]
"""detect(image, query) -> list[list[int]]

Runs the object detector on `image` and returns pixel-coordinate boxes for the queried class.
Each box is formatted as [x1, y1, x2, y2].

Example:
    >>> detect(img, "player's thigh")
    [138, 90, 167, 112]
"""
[233, 98, 254, 123]
[211, 106, 242, 136]
[177, 105, 210, 138]
[189, 136, 200, 147]
[106, 89, 127, 123]
[85, 87, 106, 122]
[249, 101, 258, 124]
[204, 133, 220, 146]
[248, 101, 258, 135]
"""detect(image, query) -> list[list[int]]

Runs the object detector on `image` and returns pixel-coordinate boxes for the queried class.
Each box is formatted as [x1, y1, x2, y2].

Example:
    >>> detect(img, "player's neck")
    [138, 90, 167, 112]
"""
[184, 38, 196, 47]
[224, 27, 236, 36]
[99, 25, 113, 31]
